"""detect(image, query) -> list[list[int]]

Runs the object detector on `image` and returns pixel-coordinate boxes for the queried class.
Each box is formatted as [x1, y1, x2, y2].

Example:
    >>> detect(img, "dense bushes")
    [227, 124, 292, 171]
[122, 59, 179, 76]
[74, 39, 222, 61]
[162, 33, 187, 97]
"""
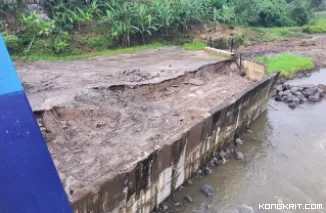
[0, 0, 319, 56]
[3, 34, 22, 54]
[231, 0, 313, 27]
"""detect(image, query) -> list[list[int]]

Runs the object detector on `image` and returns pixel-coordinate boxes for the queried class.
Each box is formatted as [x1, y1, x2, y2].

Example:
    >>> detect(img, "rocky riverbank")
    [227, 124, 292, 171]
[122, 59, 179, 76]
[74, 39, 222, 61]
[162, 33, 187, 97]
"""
[272, 82, 326, 109]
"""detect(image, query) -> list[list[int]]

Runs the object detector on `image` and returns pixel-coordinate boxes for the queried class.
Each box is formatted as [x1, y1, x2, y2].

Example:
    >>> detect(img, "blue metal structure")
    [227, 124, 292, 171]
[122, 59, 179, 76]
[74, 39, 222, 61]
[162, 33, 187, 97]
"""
[0, 35, 73, 213]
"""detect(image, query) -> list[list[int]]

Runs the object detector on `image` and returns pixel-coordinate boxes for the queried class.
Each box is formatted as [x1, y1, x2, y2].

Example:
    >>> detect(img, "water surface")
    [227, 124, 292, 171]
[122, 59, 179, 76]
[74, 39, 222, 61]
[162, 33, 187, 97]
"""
[171, 69, 326, 213]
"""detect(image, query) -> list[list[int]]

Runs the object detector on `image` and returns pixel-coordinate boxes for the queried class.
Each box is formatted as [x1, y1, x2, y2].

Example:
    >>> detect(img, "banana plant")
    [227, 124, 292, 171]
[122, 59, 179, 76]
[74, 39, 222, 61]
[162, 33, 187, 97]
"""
[174, 0, 204, 32]
[151, 0, 174, 37]
[104, 1, 138, 47]
[53, 5, 75, 30]
[217, 5, 237, 24]
[133, 2, 157, 44]
[87, 0, 103, 19]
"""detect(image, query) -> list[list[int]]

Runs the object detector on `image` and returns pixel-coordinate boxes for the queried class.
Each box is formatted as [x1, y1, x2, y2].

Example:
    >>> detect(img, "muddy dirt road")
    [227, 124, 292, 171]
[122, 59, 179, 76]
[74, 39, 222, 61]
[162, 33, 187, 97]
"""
[239, 34, 326, 67]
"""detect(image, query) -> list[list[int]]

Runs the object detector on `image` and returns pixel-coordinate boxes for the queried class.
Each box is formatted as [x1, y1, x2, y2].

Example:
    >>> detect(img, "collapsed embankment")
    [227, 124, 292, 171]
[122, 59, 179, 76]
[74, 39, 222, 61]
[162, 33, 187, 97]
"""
[70, 72, 278, 213]
[16, 47, 279, 213]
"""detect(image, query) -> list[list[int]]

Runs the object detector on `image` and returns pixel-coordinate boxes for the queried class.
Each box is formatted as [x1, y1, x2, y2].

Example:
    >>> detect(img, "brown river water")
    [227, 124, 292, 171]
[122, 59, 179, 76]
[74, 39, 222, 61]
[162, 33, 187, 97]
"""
[166, 69, 326, 213]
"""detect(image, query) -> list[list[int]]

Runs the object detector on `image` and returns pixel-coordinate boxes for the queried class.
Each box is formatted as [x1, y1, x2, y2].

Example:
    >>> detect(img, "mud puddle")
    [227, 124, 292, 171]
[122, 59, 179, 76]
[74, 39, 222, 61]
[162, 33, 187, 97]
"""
[162, 69, 326, 213]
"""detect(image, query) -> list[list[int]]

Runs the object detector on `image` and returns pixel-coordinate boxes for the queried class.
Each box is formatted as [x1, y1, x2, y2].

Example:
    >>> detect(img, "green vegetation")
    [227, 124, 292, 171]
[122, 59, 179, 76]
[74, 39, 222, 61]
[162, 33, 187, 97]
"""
[255, 53, 315, 77]
[183, 40, 206, 50]
[0, 0, 325, 59]
[3, 34, 22, 54]
[251, 26, 303, 42]
[303, 12, 326, 33]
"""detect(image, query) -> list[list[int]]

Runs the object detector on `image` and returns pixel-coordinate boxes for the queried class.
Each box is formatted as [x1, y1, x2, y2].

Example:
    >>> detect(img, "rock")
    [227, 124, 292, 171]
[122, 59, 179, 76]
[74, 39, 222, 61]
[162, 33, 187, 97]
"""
[294, 91, 303, 97]
[178, 186, 184, 192]
[239, 205, 254, 213]
[319, 91, 325, 98]
[225, 148, 231, 156]
[305, 72, 312, 77]
[219, 150, 226, 158]
[184, 196, 193, 203]
[163, 205, 169, 210]
[203, 167, 212, 175]
[275, 85, 283, 92]
[244, 128, 253, 133]
[200, 184, 214, 197]
[290, 86, 299, 93]
[274, 96, 282, 101]
[235, 151, 244, 161]
[187, 179, 193, 185]
[213, 157, 219, 163]
[284, 89, 291, 95]
[308, 93, 320, 102]
[175, 202, 182, 207]
[288, 102, 297, 109]
[282, 84, 290, 90]
[286, 96, 293, 103]
[318, 84, 326, 93]
[293, 97, 300, 104]
[278, 91, 284, 96]
[299, 98, 304, 104]
[278, 79, 285, 84]
[302, 87, 318, 97]
[235, 138, 243, 146]
[221, 157, 227, 164]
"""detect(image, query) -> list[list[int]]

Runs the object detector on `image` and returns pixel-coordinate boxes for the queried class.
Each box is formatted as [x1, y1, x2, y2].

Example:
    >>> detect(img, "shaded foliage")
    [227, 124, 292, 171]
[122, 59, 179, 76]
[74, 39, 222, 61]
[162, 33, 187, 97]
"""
[0, 0, 319, 55]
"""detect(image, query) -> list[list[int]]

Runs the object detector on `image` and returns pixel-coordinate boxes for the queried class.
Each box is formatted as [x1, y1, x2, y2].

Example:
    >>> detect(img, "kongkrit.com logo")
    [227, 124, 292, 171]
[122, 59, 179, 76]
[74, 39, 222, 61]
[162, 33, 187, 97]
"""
[259, 204, 323, 210]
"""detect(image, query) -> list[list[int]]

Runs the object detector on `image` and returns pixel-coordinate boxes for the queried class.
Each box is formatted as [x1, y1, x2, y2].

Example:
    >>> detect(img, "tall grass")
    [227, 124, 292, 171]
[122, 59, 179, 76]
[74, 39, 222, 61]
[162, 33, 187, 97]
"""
[255, 53, 315, 77]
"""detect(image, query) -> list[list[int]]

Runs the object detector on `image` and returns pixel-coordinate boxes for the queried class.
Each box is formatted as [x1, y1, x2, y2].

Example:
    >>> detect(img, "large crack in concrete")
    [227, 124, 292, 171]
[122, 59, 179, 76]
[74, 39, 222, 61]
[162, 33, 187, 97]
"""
[15, 47, 255, 202]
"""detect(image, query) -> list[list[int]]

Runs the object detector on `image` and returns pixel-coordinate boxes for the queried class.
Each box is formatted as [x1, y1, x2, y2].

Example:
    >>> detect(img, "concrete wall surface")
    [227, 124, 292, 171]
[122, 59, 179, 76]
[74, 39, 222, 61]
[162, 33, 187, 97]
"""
[240, 58, 267, 82]
[71, 70, 279, 213]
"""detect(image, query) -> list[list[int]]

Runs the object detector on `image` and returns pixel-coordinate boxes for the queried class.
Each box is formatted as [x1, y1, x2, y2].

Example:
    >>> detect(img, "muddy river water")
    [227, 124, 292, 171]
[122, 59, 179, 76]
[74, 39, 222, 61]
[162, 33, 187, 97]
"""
[168, 69, 326, 213]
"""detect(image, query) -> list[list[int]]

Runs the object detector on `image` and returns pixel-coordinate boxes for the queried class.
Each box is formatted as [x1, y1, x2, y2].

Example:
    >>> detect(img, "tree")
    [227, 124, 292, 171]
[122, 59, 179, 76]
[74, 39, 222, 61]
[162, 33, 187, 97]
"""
[310, 0, 323, 8]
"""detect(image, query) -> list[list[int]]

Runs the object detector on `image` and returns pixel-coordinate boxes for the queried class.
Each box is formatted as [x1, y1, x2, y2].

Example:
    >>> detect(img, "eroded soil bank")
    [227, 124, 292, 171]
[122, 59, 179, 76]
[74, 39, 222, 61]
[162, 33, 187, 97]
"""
[15, 48, 255, 202]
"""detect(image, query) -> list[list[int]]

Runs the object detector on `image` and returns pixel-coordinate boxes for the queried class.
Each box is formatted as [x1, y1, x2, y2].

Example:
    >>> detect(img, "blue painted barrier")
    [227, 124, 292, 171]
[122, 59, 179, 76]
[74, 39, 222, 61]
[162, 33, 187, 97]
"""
[0, 35, 73, 213]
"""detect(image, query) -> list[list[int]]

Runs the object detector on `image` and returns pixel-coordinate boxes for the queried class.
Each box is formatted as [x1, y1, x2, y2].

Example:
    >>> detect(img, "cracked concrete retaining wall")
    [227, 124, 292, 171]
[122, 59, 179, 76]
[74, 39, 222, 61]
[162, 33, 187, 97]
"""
[72, 72, 280, 213]
[239, 58, 267, 82]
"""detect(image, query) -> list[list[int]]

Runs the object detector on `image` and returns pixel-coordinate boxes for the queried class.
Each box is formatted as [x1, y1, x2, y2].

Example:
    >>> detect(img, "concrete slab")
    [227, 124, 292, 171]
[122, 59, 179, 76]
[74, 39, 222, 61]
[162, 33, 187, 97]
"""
[15, 47, 255, 205]
[16, 47, 228, 112]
